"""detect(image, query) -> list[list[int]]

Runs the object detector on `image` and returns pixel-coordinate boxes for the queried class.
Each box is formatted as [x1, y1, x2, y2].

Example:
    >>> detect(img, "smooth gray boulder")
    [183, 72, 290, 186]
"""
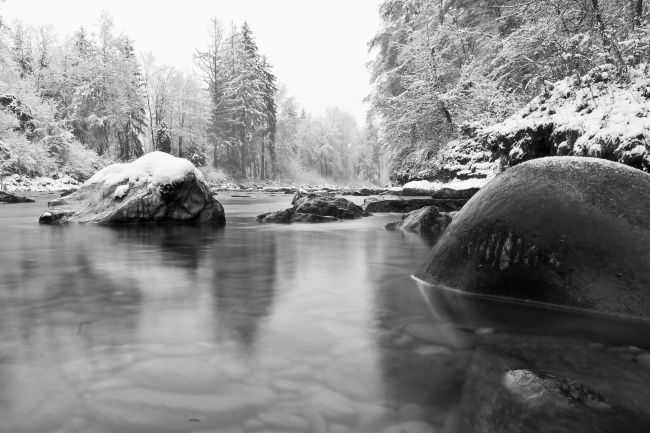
[414, 156, 650, 318]
[39, 152, 225, 224]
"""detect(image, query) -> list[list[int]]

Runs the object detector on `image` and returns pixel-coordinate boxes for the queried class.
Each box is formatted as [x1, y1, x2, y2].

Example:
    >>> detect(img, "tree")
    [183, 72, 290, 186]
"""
[156, 121, 171, 153]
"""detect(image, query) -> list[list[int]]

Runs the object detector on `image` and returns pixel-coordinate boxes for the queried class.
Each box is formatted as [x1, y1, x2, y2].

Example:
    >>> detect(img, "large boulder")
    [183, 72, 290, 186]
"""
[39, 152, 225, 224]
[414, 157, 650, 318]
[0, 191, 34, 203]
[385, 206, 452, 240]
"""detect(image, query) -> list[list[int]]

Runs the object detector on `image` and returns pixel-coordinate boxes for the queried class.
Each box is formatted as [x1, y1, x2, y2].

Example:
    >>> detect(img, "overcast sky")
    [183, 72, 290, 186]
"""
[1, 0, 382, 125]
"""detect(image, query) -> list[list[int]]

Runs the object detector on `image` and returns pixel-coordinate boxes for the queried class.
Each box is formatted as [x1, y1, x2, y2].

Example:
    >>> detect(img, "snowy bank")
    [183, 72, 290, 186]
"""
[484, 65, 650, 171]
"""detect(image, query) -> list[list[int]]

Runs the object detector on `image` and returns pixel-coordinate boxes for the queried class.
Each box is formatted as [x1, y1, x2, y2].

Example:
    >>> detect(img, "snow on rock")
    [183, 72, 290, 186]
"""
[485, 64, 650, 171]
[38, 151, 225, 224]
[402, 180, 439, 196]
[86, 150, 204, 188]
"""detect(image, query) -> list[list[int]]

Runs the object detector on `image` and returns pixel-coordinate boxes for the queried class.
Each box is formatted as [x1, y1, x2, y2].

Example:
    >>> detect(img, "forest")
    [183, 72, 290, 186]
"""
[367, 0, 650, 178]
[0, 13, 383, 185]
[2, 0, 649, 187]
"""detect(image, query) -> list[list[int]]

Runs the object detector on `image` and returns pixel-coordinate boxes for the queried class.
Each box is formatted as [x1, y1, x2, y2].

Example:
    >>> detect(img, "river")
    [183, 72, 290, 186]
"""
[0, 193, 649, 433]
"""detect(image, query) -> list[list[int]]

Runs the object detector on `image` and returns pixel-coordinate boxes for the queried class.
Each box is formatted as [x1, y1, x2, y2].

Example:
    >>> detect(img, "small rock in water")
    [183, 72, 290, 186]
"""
[398, 403, 424, 420]
[258, 410, 311, 431]
[329, 423, 353, 433]
[85, 384, 277, 431]
[380, 421, 438, 433]
[404, 323, 475, 349]
[414, 345, 453, 356]
[271, 379, 303, 392]
[323, 361, 379, 401]
[310, 388, 358, 421]
[637, 353, 650, 370]
[123, 357, 226, 393]
[331, 337, 371, 356]
[301, 407, 328, 433]
[216, 356, 251, 381]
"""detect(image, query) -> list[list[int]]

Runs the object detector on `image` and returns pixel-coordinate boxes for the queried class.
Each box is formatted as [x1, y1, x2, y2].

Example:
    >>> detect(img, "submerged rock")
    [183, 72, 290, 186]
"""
[0, 190, 34, 203]
[85, 385, 277, 431]
[414, 157, 650, 318]
[385, 206, 452, 241]
[38, 152, 225, 224]
[458, 334, 650, 432]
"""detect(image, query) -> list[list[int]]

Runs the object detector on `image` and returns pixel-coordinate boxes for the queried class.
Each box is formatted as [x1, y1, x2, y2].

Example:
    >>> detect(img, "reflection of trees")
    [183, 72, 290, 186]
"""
[107, 223, 226, 270]
[209, 229, 278, 351]
[367, 228, 467, 419]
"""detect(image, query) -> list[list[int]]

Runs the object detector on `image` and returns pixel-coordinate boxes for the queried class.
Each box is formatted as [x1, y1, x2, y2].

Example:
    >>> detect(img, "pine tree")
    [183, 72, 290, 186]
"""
[156, 121, 171, 153]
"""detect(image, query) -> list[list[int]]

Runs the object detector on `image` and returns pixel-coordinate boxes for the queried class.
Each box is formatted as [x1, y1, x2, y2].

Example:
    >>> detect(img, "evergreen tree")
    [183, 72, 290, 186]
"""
[156, 121, 171, 153]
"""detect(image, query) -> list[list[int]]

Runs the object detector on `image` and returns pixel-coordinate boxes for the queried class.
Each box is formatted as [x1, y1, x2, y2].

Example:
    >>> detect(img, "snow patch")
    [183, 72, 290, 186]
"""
[86, 152, 204, 188]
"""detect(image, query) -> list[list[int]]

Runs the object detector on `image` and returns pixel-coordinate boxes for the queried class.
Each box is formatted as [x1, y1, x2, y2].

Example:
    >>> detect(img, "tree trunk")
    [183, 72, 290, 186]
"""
[260, 134, 266, 180]
[240, 129, 247, 179]
[213, 139, 218, 168]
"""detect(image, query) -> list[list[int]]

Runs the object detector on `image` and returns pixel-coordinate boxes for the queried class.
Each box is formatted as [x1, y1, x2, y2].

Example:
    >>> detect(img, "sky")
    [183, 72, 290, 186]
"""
[1, 0, 383, 125]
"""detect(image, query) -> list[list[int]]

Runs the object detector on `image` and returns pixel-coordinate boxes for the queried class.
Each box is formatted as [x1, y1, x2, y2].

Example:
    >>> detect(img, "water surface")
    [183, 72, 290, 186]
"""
[0, 193, 649, 433]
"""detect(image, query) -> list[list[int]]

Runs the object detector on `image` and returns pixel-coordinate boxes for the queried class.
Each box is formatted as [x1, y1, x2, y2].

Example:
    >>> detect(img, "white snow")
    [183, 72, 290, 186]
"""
[86, 151, 204, 188]
[402, 180, 439, 191]
[484, 64, 650, 157]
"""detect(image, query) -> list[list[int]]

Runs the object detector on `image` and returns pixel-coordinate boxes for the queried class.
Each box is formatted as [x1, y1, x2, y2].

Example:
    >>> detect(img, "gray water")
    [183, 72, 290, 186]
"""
[1, 193, 649, 433]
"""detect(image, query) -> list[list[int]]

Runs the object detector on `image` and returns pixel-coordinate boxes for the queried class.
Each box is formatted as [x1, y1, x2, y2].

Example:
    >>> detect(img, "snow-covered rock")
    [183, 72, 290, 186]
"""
[485, 64, 650, 171]
[38, 151, 225, 224]
[402, 180, 440, 196]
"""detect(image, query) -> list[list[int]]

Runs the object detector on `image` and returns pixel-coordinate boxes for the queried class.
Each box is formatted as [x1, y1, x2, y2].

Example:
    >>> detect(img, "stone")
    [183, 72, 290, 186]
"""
[415, 157, 650, 318]
[462, 367, 649, 433]
[0, 190, 34, 203]
[0, 366, 80, 433]
[257, 191, 363, 223]
[39, 152, 225, 224]
[362, 196, 440, 213]
[300, 407, 328, 433]
[309, 388, 358, 421]
[414, 345, 453, 356]
[257, 208, 294, 223]
[292, 192, 370, 219]
[637, 353, 650, 370]
[323, 360, 381, 401]
[458, 334, 650, 432]
[122, 357, 226, 393]
[85, 384, 277, 431]
[258, 410, 311, 431]
[290, 212, 339, 223]
[404, 323, 475, 349]
[385, 207, 452, 240]
[380, 421, 438, 433]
